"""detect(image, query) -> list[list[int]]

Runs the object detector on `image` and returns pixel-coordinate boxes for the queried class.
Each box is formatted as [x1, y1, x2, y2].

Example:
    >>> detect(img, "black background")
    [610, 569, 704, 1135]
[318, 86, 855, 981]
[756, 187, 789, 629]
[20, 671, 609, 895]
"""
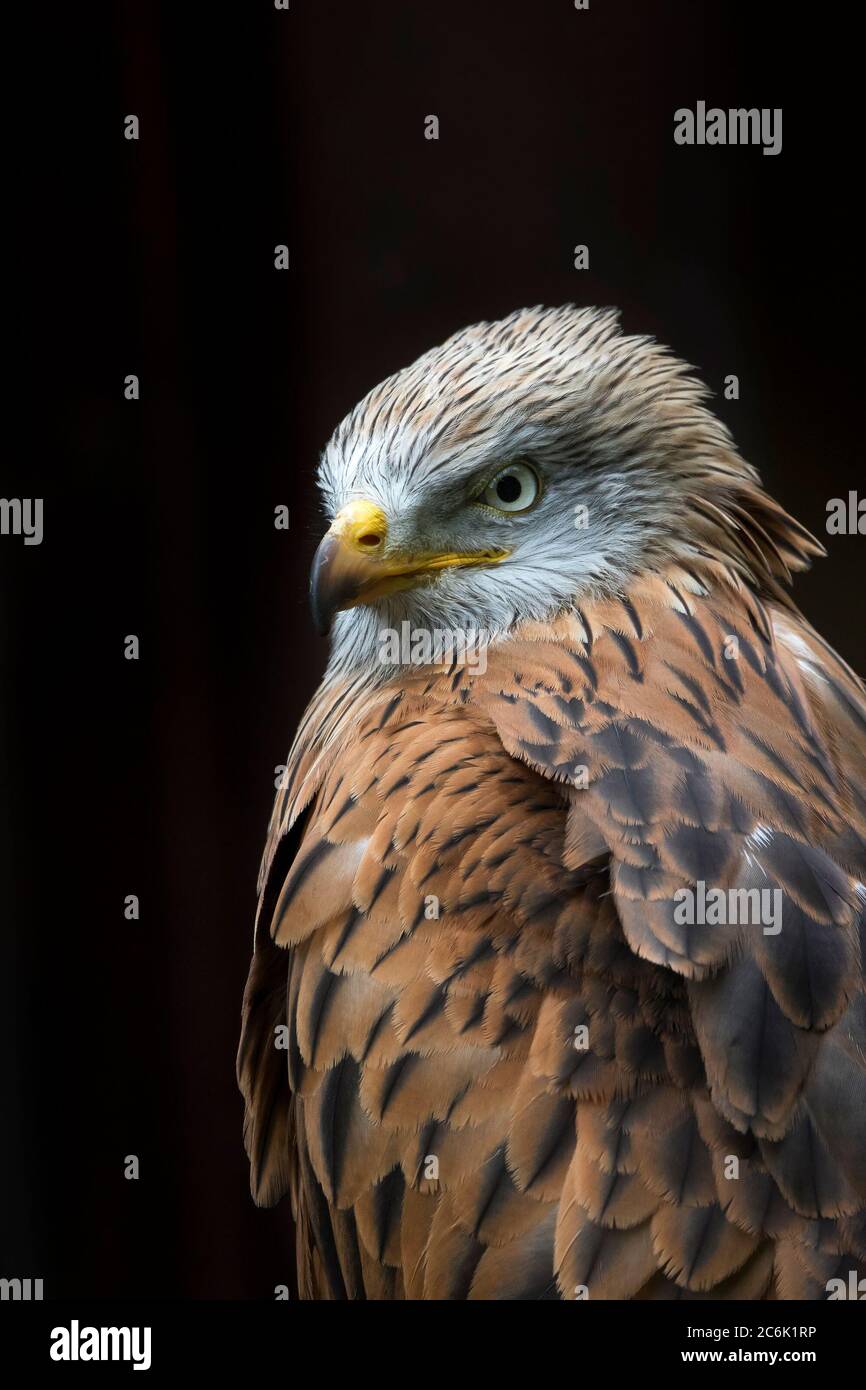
[2, 0, 862, 1299]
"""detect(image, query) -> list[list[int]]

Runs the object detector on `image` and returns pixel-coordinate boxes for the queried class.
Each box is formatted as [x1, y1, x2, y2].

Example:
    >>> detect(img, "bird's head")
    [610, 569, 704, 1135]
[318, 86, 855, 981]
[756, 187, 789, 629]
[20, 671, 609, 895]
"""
[311, 305, 820, 674]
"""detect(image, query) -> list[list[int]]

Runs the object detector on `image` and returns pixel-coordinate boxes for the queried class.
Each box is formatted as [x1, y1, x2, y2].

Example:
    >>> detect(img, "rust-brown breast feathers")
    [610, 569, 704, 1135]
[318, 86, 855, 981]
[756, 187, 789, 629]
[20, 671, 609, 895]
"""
[239, 570, 866, 1298]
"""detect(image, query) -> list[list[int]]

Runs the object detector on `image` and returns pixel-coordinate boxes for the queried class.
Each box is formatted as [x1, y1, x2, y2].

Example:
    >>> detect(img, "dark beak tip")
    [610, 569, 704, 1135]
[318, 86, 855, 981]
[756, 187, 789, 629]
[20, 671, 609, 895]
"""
[309, 532, 345, 636]
[309, 567, 333, 637]
[310, 593, 332, 638]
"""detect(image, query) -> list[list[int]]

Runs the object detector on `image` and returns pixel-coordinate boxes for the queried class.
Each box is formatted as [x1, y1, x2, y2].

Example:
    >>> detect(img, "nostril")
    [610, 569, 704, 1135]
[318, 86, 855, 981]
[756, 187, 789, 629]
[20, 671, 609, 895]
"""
[357, 532, 383, 549]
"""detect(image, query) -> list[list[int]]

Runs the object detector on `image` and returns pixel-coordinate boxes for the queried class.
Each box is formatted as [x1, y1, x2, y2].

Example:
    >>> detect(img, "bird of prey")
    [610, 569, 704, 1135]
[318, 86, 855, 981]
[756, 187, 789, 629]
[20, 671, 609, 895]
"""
[238, 306, 866, 1300]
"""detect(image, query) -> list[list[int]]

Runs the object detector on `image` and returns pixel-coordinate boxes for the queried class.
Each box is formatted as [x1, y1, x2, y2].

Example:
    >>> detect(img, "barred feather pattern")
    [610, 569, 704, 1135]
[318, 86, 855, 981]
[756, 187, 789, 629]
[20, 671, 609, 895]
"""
[239, 564, 866, 1299]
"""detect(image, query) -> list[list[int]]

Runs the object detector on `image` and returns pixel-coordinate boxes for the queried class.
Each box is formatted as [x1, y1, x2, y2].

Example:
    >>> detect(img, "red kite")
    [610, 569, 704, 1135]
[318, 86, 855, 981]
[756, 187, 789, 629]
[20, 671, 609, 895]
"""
[239, 307, 865, 1299]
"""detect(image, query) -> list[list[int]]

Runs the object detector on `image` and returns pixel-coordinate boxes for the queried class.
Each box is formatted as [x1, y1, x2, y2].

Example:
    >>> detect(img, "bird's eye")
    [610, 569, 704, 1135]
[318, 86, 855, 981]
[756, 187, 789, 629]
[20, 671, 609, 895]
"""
[480, 462, 540, 513]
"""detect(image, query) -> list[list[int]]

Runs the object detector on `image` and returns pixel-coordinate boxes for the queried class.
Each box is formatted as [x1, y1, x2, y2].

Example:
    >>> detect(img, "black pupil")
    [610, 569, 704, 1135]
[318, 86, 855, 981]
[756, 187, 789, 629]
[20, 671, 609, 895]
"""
[496, 473, 523, 504]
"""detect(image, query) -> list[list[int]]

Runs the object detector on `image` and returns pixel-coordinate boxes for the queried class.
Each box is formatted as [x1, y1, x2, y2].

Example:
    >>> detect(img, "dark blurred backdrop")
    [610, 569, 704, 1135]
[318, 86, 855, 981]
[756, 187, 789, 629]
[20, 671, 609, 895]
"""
[2, 0, 862, 1297]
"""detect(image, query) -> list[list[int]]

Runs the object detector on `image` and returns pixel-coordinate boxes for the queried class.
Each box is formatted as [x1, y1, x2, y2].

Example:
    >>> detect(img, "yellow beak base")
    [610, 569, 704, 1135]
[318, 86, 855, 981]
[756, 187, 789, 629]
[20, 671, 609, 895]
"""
[309, 500, 508, 634]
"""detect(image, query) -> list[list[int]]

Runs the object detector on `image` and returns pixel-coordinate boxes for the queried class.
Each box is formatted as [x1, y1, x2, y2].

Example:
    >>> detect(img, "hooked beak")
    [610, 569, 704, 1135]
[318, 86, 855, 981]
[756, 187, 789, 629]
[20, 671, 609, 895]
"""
[310, 499, 508, 635]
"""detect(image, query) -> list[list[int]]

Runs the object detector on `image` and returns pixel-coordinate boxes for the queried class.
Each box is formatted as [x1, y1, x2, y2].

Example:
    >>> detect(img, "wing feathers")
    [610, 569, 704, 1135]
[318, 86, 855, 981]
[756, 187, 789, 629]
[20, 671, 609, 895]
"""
[240, 569, 865, 1298]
